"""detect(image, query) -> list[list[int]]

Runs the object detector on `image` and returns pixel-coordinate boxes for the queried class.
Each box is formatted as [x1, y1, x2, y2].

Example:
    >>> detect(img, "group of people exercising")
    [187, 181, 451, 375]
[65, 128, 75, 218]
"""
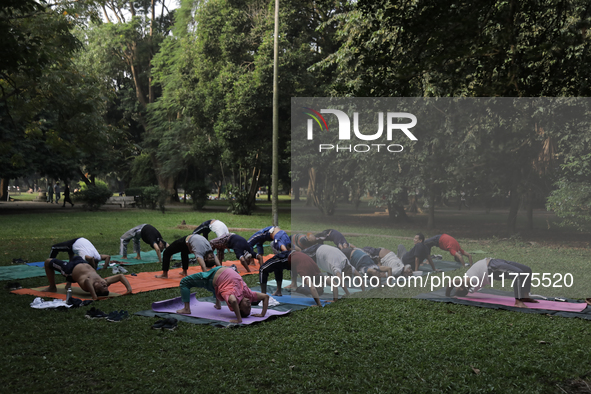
[41, 220, 540, 324]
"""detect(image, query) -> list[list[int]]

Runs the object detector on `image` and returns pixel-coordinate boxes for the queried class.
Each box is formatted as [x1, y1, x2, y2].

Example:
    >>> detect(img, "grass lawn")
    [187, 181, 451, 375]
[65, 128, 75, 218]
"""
[0, 203, 590, 393]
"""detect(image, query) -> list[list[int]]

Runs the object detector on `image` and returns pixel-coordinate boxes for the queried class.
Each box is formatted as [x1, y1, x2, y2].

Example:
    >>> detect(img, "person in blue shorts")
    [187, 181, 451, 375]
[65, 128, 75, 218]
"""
[210, 233, 256, 272]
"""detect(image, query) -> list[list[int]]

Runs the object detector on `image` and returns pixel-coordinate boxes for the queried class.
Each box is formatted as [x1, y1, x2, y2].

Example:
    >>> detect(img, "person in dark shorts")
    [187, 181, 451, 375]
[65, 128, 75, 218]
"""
[259, 250, 292, 296]
[155, 235, 192, 279]
[210, 233, 256, 272]
[41, 256, 132, 300]
[248, 226, 291, 265]
[49, 237, 110, 269]
[192, 219, 229, 240]
[119, 224, 168, 263]
[314, 229, 352, 250]
[398, 233, 438, 272]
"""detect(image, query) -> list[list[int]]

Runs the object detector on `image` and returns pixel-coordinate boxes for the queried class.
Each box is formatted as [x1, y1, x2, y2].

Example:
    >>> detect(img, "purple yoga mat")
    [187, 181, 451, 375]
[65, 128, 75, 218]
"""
[152, 294, 290, 324]
[458, 293, 587, 312]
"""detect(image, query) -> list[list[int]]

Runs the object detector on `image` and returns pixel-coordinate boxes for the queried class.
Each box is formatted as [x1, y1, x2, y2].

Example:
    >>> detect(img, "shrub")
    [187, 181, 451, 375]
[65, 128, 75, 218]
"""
[227, 185, 253, 215]
[73, 183, 112, 210]
[185, 181, 209, 210]
[126, 185, 168, 211]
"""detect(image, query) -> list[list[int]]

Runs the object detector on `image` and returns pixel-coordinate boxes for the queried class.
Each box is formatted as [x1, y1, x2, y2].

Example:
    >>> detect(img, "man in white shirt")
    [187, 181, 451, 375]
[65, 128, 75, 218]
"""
[49, 237, 110, 269]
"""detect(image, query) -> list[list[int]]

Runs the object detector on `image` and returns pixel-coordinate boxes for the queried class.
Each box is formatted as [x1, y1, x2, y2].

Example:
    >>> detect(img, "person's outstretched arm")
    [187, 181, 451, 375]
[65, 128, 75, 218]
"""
[153, 243, 162, 263]
[251, 292, 269, 317]
[226, 295, 242, 323]
[106, 274, 132, 295]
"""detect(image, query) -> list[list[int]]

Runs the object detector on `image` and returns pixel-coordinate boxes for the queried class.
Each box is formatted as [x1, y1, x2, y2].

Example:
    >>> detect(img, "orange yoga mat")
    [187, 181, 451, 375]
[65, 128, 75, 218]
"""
[11, 255, 271, 301]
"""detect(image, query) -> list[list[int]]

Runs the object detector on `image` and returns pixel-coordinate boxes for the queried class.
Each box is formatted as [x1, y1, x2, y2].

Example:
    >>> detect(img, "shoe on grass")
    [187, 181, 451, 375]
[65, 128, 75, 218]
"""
[162, 318, 178, 331]
[107, 310, 129, 322]
[85, 307, 108, 319]
[152, 319, 168, 330]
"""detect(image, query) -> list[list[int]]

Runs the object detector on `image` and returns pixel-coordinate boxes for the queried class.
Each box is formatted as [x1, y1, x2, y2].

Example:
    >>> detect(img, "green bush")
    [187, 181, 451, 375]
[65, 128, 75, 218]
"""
[126, 185, 168, 211]
[185, 181, 210, 210]
[227, 185, 253, 215]
[73, 183, 112, 210]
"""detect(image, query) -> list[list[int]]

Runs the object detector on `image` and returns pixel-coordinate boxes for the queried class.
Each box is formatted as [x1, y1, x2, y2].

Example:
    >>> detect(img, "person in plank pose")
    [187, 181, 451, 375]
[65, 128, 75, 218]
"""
[424, 234, 473, 267]
[119, 224, 168, 263]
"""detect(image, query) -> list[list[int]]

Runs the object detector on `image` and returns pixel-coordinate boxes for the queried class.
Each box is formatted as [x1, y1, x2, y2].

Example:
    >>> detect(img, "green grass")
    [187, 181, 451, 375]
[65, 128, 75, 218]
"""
[0, 206, 590, 393]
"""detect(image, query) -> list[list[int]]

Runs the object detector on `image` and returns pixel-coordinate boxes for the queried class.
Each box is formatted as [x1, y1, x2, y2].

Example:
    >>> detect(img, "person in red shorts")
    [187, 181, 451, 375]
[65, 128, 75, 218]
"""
[424, 234, 473, 267]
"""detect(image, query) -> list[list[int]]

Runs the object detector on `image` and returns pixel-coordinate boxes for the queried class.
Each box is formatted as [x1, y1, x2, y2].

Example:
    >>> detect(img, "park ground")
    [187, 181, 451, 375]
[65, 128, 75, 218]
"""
[0, 198, 590, 393]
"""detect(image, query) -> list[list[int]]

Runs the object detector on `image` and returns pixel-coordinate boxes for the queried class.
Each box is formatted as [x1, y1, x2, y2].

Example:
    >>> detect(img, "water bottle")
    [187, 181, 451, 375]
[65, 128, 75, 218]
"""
[66, 287, 72, 303]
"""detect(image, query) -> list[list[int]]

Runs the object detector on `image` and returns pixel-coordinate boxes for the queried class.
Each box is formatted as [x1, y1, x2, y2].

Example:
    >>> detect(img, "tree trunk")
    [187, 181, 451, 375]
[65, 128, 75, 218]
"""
[526, 190, 534, 231]
[507, 186, 520, 234]
[387, 201, 409, 222]
[0, 177, 9, 201]
[248, 166, 261, 206]
[306, 175, 314, 206]
[427, 190, 435, 229]
[293, 180, 300, 202]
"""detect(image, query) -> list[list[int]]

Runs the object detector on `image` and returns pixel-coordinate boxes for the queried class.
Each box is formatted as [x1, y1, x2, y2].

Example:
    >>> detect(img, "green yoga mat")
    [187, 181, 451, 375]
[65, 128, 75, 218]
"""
[108, 250, 180, 266]
[0, 265, 46, 281]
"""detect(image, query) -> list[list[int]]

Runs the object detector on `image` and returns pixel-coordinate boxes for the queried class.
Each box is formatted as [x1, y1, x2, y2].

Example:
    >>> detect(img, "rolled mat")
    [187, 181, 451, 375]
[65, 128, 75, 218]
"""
[11, 255, 273, 301]
[151, 293, 290, 324]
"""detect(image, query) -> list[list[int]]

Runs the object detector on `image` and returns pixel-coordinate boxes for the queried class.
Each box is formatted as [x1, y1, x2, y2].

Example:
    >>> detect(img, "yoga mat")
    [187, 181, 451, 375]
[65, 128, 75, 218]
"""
[415, 288, 591, 320]
[11, 256, 272, 300]
[0, 265, 46, 280]
[266, 279, 361, 299]
[457, 293, 587, 312]
[151, 293, 290, 324]
[26, 262, 45, 268]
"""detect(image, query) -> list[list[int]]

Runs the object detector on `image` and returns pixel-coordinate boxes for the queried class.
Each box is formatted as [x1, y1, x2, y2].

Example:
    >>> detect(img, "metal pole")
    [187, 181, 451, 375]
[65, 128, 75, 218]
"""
[272, 0, 279, 226]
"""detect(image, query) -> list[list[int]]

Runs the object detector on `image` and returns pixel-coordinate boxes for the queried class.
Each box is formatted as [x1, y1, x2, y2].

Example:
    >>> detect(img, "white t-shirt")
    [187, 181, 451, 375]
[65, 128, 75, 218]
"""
[73, 238, 101, 261]
[209, 220, 230, 238]
[465, 258, 491, 292]
[316, 245, 349, 276]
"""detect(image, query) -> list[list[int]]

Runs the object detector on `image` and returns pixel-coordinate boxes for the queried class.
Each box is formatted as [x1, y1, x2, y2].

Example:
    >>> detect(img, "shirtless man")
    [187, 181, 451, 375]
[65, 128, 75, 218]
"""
[41, 256, 132, 300]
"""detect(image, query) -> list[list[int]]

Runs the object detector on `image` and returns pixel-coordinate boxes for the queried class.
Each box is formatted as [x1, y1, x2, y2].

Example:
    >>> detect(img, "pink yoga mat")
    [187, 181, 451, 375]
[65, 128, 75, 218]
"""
[458, 293, 587, 312]
[152, 294, 290, 324]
